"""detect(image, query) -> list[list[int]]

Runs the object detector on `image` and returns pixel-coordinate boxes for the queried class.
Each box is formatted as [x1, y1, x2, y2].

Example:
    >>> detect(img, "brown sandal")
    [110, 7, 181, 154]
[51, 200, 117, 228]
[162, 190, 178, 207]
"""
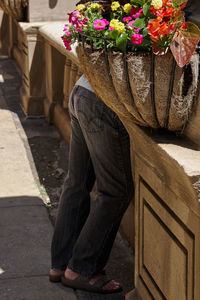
[61, 274, 123, 294]
[49, 271, 64, 282]
[49, 269, 106, 283]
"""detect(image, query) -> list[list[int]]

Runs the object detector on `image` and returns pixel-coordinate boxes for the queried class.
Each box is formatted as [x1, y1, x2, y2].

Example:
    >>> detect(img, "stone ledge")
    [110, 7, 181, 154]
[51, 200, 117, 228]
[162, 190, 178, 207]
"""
[18, 20, 65, 34]
[125, 121, 200, 216]
[39, 23, 78, 65]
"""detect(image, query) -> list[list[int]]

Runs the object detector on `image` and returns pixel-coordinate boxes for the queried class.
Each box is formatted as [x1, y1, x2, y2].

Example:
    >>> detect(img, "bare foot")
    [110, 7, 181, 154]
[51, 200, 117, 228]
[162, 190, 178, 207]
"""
[49, 269, 64, 276]
[64, 268, 121, 291]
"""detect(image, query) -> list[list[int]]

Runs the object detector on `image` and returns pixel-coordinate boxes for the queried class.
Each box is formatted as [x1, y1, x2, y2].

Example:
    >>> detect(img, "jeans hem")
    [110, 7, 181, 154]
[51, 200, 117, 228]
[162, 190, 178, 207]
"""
[51, 265, 66, 271]
[68, 262, 97, 277]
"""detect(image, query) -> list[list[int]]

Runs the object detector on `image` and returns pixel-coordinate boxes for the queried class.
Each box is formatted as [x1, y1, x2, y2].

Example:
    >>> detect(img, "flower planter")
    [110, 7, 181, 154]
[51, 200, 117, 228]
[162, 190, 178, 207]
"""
[0, 0, 28, 19]
[77, 43, 200, 131]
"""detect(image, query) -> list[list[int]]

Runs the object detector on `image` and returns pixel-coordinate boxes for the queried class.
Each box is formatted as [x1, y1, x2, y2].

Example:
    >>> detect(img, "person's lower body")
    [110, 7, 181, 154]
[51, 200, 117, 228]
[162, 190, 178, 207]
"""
[50, 86, 134, 293]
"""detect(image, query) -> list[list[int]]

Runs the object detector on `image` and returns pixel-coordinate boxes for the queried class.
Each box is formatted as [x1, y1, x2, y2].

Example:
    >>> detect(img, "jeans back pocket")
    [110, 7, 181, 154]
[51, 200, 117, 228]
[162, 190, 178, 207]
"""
[74, 87, 105, 133]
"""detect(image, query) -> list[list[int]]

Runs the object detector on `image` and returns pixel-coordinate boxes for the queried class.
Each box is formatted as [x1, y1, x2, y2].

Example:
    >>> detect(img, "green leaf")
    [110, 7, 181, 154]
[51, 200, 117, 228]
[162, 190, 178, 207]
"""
[104, 30, 118, 40]
[104, 31, 111, 38]
[172, 0, 188, 8]
[142, 28, 149, 37]
[130, 0, 145, 5]
[132, 18, 146, 29]
[116, 33, 128, 51]
[110, 30, 119, 40]
[143, 3, 150, 16]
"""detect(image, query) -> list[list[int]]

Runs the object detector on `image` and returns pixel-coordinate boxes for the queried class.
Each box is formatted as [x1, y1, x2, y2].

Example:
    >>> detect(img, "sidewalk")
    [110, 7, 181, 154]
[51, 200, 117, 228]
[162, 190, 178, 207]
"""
[0, 59, 77, 299]
[0, 57, 134, 300]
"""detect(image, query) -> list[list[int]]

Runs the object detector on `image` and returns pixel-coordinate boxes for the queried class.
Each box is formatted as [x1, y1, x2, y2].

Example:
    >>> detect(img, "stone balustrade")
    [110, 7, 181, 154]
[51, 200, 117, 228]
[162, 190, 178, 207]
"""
[39, 23, 82, 142]
[0, 0, 27, 20]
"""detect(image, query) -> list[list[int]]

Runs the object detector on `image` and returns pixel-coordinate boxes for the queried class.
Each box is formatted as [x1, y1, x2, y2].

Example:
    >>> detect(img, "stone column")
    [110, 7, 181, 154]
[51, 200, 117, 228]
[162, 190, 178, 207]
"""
[12, 22, 46, 115]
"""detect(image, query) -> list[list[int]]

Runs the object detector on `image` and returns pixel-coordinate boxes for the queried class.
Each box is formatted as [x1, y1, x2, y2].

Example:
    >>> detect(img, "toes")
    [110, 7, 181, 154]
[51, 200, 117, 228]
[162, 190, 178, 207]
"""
[103, 280, 121, 291]
[88, 274, 121, 291]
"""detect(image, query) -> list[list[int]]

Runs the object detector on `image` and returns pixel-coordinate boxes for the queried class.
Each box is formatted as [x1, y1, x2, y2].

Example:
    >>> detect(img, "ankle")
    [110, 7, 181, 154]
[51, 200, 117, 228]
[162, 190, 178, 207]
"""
[65, 267, 79, 280]
[50, 269, 64, 275]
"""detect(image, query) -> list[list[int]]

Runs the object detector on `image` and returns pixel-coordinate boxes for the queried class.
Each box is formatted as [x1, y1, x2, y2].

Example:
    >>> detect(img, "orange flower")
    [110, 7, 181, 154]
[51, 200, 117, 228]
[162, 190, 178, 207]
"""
[163, 0, 172, 6]
[159, 23, 171, 37]
[147, 20, 161, 41]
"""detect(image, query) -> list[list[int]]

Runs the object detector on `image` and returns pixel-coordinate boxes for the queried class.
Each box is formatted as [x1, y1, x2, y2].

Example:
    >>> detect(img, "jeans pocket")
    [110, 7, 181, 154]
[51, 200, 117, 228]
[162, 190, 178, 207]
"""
[75, 87, 105, 133]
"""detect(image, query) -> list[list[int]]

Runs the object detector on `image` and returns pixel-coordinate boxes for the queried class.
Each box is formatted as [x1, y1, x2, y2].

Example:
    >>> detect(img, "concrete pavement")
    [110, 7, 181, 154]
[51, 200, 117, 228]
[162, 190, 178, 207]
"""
[0, 60, 77, 299]
[0, 57, 134, 300]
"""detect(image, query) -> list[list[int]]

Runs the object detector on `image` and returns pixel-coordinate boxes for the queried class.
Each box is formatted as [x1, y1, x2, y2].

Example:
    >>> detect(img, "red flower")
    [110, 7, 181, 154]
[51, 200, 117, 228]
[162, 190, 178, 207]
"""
[181, 22, 188, 31]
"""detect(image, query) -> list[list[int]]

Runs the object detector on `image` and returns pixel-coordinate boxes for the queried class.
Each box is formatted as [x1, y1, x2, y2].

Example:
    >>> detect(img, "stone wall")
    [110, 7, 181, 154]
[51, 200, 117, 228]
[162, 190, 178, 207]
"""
[28, 0, 77, 22]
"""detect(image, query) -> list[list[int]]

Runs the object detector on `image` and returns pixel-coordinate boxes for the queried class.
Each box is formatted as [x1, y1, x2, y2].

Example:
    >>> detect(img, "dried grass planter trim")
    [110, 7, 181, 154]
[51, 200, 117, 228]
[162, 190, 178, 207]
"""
[0, 0, 28, 20]
[77, 41, 200, 132]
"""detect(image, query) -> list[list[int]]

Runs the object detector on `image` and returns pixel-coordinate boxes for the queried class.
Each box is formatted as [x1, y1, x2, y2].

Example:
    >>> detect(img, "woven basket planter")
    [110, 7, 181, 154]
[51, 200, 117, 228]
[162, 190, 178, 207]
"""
[0, 0, 28, 19]
[77, 42, 200, 131]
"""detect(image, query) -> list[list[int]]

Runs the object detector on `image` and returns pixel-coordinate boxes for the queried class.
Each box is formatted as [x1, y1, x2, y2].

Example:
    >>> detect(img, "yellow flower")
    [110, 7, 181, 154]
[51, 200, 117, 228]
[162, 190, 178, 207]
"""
[111, 1, 120, 11]
[110, 19, 125, 33]
[123, 3, 132, 14]
[76, 4, 85, 11]
[151, 0, 163, 9]
[90, 3, 101, 10]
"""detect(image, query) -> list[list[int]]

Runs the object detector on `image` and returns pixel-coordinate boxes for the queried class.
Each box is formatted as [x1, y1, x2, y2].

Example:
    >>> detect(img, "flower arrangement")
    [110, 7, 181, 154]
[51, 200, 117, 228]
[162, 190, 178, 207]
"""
[62, 0, 200, 67]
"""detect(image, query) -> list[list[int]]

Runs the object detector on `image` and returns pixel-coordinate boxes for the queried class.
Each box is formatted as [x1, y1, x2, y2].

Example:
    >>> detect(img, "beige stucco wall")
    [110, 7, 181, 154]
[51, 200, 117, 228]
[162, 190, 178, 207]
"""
[28, 0, 77, 22]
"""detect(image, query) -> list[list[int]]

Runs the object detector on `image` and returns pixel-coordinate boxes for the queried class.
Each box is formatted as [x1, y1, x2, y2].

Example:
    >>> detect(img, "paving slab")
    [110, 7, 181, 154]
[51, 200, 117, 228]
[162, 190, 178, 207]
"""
[76, 290, 125, 300]
[0, 196, 44, 207]
[0, 276, 77, 300]
[0, 204, 52, 279]
[0, 109, 41, 198]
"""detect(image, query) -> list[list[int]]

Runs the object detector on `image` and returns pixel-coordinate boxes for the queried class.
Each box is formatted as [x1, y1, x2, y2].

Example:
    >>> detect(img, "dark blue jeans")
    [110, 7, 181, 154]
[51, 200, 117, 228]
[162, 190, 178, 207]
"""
[51, 86, 134, 276]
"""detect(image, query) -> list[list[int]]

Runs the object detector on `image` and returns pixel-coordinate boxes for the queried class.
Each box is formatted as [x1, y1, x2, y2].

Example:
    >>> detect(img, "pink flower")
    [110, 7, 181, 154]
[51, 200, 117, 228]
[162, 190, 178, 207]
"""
[131, 34, 143, 45]
[130, 8, 143, 19]
[127, 20, 135, 27]
[62, 36, 72, 51]
[69, 10, 80, 25]
[102, 19, 109, 25]
[94, 19, 108, 31]
[63, 25, 72, 37]
[133, 26, 140, 33]
[76, 23, 83, 32]
[126, 21, 140, 33]
[73, 10, 80, 18]
[75, 18, 87, 33]
[134, 9, 143, 19]
[123, 16, 132, 23]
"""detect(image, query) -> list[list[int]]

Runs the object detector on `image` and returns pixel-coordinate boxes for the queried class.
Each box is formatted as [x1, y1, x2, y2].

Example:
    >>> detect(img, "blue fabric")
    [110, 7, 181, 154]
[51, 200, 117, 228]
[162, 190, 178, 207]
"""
[51, 85, 134, 276]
